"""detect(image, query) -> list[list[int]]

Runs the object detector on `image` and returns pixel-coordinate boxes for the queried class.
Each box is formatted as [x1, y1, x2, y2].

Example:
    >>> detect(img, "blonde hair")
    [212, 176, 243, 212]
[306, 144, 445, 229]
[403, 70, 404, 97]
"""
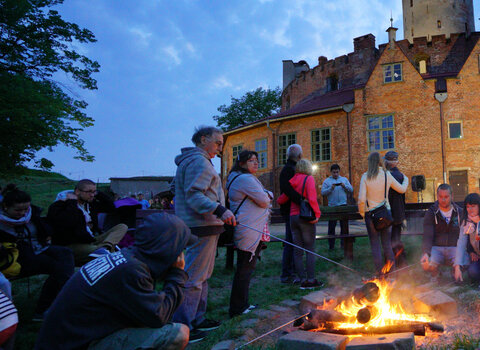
[295, 159, 313, 175]
[366, 152, 383, 180]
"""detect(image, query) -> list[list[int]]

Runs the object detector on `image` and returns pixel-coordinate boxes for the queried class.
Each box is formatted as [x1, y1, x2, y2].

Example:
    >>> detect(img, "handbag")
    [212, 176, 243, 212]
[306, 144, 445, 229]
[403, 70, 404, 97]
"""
[218, 174, 247, 247]
[299, 176, 316, 221]
[0, 243, 21, 278]
[369, 172, 393, 231]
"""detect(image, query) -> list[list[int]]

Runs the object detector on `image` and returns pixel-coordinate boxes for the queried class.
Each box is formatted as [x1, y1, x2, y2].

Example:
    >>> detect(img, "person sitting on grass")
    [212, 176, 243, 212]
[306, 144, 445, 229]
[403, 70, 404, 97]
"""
[35, 212, 194, 350]
[454, 193, 480, 284]
[0, 184, 75, 321]
[47, 179, 128, 265]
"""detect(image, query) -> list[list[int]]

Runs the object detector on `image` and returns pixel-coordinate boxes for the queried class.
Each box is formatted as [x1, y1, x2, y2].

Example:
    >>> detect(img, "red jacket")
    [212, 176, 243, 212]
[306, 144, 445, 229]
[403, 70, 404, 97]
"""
[277, 174, 321, 218]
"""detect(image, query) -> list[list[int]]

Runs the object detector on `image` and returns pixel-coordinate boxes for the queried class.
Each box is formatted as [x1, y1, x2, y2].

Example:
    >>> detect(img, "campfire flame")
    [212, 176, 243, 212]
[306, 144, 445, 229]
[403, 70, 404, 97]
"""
[317, 262, 432, 331]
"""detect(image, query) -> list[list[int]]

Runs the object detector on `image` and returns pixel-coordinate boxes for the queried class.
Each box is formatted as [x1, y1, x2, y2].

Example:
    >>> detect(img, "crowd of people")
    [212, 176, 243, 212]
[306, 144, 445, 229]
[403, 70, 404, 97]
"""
[0, 125, 479, 349]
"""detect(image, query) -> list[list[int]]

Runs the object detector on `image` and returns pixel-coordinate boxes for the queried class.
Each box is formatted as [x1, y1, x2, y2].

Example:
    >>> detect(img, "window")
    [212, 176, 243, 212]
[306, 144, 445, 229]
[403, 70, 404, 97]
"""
[448, 121, 463, 139]
[437, 20, 442, 28]
[326, 75, 338, 92]
[311, 128, 331, 162]
[255, 138, 268, 169]
[367, 114, 395, 151]
[383, 63, 402, 83]
[278, 133, 296, 165]
[232, 144, 243, 164]
[410, 0, 413, 7]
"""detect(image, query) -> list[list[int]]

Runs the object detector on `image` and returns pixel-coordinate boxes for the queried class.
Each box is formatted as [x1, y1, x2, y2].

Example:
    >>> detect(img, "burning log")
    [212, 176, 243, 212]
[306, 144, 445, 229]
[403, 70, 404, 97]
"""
[320, 323, 427, 336]
[297, 309, 355, 330]
[356, 306, 378, 324]
[353, 282, 380, 305]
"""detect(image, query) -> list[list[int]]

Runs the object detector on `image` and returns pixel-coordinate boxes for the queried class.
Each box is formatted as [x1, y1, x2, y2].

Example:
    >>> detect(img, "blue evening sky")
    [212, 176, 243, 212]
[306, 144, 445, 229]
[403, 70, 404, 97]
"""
[35, 0, 478, 182]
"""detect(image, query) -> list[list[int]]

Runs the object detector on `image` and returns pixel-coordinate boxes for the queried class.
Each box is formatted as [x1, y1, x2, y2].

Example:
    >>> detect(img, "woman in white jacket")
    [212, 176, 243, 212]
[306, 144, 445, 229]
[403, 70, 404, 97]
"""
[226, 150, 272, 317]
[358, 152, 408, 274]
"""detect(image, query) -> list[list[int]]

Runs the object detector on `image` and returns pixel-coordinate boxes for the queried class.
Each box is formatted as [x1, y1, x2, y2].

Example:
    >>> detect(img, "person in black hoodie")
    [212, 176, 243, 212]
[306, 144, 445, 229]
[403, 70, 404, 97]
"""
[35, 212, 194, 350]
[279, 144, 303, 284]
[421, 184, 462, 281]
[0, 184, 74, 321]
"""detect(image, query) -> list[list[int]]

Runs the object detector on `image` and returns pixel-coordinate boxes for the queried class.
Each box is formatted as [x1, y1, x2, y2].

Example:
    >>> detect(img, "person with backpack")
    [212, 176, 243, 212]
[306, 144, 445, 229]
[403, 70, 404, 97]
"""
[277, 159, 322, 289]
[226, 150, 272, 318]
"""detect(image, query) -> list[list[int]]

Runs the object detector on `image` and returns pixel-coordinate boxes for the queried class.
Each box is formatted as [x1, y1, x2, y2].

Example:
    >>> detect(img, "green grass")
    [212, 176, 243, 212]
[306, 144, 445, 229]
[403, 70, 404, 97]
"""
[0, 168, 110, 211]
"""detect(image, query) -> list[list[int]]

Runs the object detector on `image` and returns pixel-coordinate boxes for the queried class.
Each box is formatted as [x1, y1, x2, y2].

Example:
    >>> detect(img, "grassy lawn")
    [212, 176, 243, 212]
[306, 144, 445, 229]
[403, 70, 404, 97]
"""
[14, 233, 459, 349]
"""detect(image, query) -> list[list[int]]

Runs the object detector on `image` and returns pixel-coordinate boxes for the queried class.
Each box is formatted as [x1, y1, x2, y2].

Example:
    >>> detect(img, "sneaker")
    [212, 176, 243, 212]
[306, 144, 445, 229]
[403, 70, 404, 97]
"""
[88, 247, 110, 258]
[188, 329, 206, 344]
[300, 279, 324, 290]
[193, 318, 220, 331]
[242, 304, 258, 314]
[292, 278, 302, 285]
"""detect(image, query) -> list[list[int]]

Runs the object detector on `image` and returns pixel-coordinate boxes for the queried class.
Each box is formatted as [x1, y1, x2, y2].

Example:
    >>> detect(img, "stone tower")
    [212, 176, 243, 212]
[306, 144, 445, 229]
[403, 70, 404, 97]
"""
[402, 0, 475, 42]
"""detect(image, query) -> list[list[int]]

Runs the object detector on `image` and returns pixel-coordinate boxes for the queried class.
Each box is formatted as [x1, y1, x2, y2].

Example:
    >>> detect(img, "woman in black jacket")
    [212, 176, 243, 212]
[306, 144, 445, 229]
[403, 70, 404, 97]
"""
[0, 184, 74, 320]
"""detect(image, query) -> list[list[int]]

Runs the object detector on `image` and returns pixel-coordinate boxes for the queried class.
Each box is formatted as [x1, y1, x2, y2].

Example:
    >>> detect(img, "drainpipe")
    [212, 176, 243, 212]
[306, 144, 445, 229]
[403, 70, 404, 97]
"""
[342, 103, 354, 182]
[266, 120, 276, 197]
[434, 92, 448, 183]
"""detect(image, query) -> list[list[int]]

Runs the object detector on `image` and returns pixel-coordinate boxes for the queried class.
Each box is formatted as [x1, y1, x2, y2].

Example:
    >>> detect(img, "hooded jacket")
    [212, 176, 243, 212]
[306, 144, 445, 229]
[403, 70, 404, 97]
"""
[35, 213, 192, 350]
[173, 147, 225, 233]
[422, 201, 462, 255]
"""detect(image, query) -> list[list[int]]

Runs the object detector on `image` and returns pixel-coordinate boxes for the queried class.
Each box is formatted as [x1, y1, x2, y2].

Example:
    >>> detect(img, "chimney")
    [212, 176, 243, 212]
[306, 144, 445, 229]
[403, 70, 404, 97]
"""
[386, 27, 398, 45]
[353, 34, 376, 52]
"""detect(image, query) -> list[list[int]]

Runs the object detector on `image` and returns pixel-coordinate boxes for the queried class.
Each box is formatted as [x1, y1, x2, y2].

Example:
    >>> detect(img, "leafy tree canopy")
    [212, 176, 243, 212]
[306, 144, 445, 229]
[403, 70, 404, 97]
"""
[0, 0, 99, 173]
[213, 87, 281, 131]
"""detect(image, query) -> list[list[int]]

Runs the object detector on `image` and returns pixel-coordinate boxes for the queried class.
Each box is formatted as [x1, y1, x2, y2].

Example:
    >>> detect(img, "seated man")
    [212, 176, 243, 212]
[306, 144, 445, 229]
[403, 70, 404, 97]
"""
[47, 179, 127, 264]
[35, 212, 193, 350]
[421, 184, 462, 282]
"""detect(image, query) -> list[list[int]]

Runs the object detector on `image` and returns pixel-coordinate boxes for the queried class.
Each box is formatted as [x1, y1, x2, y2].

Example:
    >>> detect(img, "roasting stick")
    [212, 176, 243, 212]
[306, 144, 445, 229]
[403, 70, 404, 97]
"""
[235, 312, 310, 350]
[237, 222, 363, 275]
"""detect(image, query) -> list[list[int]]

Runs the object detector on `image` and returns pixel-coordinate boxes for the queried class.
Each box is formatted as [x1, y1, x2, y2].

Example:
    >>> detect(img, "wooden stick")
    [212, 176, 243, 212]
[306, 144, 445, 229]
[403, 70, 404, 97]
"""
[320, 323, 426, 336]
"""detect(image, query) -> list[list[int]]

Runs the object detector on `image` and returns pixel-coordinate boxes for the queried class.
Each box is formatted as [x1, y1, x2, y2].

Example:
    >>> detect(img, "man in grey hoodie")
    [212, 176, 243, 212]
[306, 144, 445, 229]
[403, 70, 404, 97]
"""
[172, 126, 235, 342]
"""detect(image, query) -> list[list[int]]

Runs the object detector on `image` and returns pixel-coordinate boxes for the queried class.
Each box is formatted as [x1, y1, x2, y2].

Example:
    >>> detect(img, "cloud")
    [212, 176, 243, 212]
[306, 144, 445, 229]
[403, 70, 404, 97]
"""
[185, 42, 196, 54]
[163, 46, 181, 65]
[129, 27, 153, 47]
[212, 76, 233, 89]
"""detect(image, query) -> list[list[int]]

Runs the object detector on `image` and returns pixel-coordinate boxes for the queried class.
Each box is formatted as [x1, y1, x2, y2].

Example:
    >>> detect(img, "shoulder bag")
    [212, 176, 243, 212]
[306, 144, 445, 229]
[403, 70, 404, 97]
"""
[299, 176, 317, 221]
[369, 171, 393, 231]
[218, 174, 248, 247]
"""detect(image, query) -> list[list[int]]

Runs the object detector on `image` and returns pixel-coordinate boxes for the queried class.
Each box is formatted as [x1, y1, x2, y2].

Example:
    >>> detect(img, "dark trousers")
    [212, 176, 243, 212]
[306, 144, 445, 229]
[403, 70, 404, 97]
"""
[391, 223, 406, 268]
[327, 219, 348, 250]
[280, 215, 295, 281]
[290, 215, 316, 280]
[229, 244, 262, 317]
[18, 244, 75, 314]
[365, 214, 395, 274]
[468, 260, 480, 282]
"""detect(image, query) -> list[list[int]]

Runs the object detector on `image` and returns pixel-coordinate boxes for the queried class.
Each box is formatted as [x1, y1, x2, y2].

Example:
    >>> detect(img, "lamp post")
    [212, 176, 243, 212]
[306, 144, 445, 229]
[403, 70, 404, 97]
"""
[434, 92, 448, 183]
[342, 103, 354, 182]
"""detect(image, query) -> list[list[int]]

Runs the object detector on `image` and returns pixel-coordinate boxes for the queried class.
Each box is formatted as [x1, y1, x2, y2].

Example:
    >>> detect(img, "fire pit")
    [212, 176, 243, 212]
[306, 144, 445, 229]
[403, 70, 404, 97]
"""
[279, 274, 451, 349]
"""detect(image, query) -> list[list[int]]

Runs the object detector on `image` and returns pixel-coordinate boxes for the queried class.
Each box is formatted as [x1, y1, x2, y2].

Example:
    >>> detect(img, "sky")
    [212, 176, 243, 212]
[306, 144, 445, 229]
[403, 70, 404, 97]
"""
[33, 0, 479, 182]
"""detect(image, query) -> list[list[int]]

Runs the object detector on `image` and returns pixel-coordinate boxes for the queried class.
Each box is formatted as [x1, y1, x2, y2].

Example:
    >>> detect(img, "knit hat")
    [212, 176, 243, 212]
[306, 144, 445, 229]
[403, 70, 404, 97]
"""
[384, 151, 398, 161]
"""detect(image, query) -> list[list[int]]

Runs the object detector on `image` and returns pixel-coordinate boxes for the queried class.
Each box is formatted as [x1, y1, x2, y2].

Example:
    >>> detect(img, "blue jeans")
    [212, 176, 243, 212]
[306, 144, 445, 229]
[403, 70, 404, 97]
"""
[429, 246, 456, 267]
[281, 215, 295, 281]
[467, 260, 480, 282]
[365, 214, 395, 274]
[172, 234, 219, 329]
[327, 219, 348, 250]
[290, 215, 316, 281]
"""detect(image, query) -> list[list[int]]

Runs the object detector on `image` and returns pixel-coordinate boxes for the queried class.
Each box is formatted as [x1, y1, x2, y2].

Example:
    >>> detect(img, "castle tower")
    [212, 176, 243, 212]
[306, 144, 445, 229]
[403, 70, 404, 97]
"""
[402, 0, 475, 42]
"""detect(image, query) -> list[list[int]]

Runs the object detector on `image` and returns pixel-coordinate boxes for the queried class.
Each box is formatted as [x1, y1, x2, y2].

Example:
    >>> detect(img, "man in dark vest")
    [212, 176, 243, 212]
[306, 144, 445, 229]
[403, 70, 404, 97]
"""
[279, 144, 303, 283]
[384, 151, 407, 268]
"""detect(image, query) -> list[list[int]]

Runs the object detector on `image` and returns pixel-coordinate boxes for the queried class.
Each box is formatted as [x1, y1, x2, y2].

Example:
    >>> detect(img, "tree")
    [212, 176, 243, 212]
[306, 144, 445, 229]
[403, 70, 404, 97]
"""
[213, 87, 281, 131]
[0, 0, 100, 173]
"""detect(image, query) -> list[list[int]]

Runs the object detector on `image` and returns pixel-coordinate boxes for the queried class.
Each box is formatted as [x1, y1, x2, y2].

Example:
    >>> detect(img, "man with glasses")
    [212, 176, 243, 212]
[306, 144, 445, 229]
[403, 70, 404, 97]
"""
[172, 126, 235, 343]
[47, 179, 128, 265]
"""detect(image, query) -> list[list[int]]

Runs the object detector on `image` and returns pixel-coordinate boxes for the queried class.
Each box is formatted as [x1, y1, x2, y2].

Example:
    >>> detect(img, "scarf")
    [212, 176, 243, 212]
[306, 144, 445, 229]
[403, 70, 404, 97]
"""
[464, 218, 480, 255]
[0, 207, 32, 227]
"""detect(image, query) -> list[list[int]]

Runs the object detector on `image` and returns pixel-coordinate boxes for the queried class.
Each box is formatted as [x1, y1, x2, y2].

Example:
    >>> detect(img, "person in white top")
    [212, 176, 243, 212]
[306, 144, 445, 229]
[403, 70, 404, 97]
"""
[358, 152, 408, 274]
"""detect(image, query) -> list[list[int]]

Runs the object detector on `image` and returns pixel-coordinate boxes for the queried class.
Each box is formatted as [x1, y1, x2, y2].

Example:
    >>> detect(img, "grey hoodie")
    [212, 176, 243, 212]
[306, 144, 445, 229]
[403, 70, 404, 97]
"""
[173, 147, 225, 231]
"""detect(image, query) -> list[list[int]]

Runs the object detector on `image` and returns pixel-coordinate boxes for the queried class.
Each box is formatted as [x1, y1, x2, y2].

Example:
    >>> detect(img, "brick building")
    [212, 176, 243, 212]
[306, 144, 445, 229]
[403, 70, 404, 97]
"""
[222, 0, 480, 204]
